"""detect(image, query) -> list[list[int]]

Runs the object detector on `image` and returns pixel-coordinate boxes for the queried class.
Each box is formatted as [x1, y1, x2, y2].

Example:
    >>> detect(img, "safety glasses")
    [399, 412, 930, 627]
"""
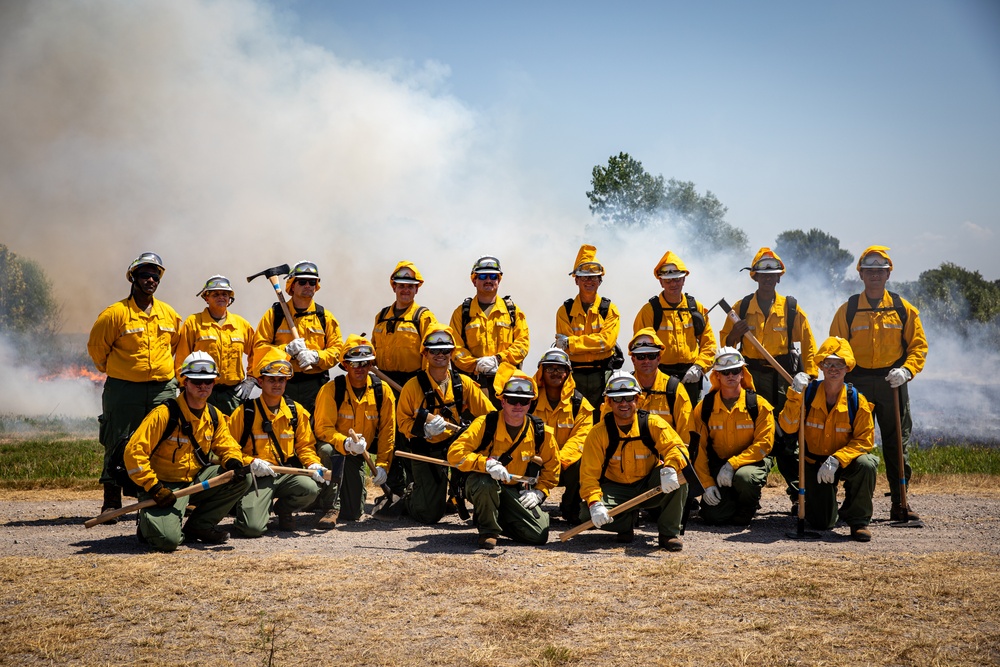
[427, 349, 453, 357]
[295, 278, 318, 286]
[188, 378, 215, 387]
[632, 353, 659, 361]
[135, 272, 161, 282]
[609, 395, 636, 404]
[475, 273, 500, 281]
[820, 361, 847, 372]
[717, 368, 742, 377]
[346, 360, 373, 369]
[543, 365, 569, 374]
[504, 396, 532, 407]
[204, 290, 230, 298]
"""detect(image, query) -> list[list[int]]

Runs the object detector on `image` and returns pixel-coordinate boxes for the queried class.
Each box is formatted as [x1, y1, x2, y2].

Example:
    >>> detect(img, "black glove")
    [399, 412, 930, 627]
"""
[149, 482, 176, 508]
[224, 457, 248, 482]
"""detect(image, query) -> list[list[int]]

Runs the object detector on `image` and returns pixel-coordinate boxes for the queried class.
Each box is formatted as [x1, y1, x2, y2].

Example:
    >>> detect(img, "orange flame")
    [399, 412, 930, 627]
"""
[40, 365, 106, 385]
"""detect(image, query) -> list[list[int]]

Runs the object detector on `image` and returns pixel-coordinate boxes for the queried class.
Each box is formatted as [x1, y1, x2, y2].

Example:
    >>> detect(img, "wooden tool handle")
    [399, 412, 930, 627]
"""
[393, 450, 536, 484]
[267, 275, 314, 370]
[720, 299, 794, 385]
[84, 470, 236, 528]
[559, 486, 663, 541]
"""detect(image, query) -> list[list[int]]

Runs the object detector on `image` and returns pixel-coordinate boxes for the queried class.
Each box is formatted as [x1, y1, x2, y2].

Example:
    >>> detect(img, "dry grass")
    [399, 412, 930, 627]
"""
[1, 550, 998, 666]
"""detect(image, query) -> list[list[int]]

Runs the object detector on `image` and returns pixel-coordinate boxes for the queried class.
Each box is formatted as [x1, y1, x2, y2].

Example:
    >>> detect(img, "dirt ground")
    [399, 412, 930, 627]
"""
[2, 482, 999, 666]
[2, 481, 998, 559]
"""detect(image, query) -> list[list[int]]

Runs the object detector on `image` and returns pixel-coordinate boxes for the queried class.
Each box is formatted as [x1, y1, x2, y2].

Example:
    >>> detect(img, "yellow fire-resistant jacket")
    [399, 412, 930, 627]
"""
[371, 302, 438, 374]
[829, 292, 928, 375]
[531, 367, 593, 469]
[555, 295, 621, 364]
[175, 309, 255, 386]
[228, 397, 321, 468]
[579, 414, 688, 505]
[313, 375, 397, 469]
[450, 298, 530, 374]
[690, 388, 775, 490]
[88, 297, 181, 382]
[633, 293, 716, 371]
[778, 383, 875, 467]
[397, 370, 496, 445]
[719, 292, 819, 376]
[124, 396, 243, 490]
[448, 414, 561, 495]
[597, 372, 693, 442]
[253, 299, 343, 376]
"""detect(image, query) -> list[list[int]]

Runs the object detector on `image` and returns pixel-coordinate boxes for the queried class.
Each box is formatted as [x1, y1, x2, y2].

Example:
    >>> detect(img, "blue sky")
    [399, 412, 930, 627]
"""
[280, 0, 1000, 281]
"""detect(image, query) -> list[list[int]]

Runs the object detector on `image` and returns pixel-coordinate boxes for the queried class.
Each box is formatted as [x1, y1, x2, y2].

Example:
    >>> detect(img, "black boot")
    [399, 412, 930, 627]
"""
[100, 483, 122, 525]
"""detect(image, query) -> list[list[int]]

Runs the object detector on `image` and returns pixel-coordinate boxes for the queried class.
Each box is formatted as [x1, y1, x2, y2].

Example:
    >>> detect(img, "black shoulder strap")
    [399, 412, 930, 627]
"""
[700, 389, 716, 429]
[746, 390, 759, 424]
[637, 410, 656, 453]
[649, 295, 663, 332]
[685, 294, 706, 339]
[451, 369, 464, 419]
[271, 303, 284, 343]
[239, 400, 256, 449]
[376, 305, 392, 325]
[502, 296, 517, 326]
[563, 297, 574, 318]
[461, 297, 473, 347]
[599, 411, 657, 481]
[174, 399, 212, 468]
[334, 374, 347, 409]
[846, 292, 908, 347]
[475, 411, 501, 454]
[598, 296, 610, 320]
[529, 414, 545, 454]
[157, 398, 182, 449]
[785, 296, 798, 356]
[805, 380, 859, 427]
[255, 397, 286, 466]
[286, 398, 298, 431]
[571, 390, 583, 419]
[737, 294, 754, 322]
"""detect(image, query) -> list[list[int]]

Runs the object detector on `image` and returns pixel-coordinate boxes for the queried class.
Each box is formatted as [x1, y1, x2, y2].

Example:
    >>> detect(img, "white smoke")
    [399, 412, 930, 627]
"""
[0, 0, 995, 445]
[0, 336, 101, 419]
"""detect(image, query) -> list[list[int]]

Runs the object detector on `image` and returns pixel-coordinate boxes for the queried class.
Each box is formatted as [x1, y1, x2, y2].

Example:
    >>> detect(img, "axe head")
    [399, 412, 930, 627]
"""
[246, 263, 291, 283]
[710, 297, 732, 315]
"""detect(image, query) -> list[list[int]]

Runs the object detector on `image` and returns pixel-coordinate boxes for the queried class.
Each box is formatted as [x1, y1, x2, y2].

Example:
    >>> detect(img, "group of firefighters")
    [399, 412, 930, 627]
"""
[86, 242, 927, 552]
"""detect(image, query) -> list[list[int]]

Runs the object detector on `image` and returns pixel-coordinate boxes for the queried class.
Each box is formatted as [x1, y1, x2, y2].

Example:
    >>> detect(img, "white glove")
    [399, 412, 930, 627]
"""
[716, 462, 735, 487]
[423, 414, 447, 438]
[475, 356, 499, 374]
[345, 436, 367, 456]
[886, 368, 912, 388]
[284, 338, 306, 357]
[308, 463, 330, 485]
[518, 489, 544, 510]
[659, 466, 680, 493]
[295, 349, 320, 368]
[703, 485, 722, 506]
[792, 372, 810, 393]
[371, 466, 388, 487]
[250, 458, 277, 477]
[817, 456, 840, 484]
[589, 501, 612, 528]
[485, 458, 511, 482]
[554, 334, 569, 351]
[683, 365, 703, 384]
[234, 376, 259, 400]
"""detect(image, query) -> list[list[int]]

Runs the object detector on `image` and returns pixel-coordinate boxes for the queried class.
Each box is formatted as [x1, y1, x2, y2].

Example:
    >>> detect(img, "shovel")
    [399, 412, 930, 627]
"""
[889, 386, 924, 528]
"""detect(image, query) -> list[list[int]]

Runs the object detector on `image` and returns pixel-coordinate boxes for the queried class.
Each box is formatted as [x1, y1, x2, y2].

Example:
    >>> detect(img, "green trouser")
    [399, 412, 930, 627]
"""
[465, 473, 550, 544]
[98, 377, 178, 484]
[313, 442, 344, 512]
[746, 363, 797, 501]
[233, 473, 320, 537]
[578, 467, 688, 539]
[848, 371, 912, 506]
[558, 459, 582, 522]
[571, 367, 609, 424]
[804, 454, 878, 530]
[207, 383, 241, 415]
[338, 454, 370, 522]
[405, 446, 450, 525]
[137, 465, 251, 552]
[699, 458, 773, 525]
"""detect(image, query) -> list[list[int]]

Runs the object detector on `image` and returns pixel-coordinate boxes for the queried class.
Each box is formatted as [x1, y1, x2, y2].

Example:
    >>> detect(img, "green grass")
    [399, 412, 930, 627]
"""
[907, 444, 1000, 476]
[0, 438, 103, 489]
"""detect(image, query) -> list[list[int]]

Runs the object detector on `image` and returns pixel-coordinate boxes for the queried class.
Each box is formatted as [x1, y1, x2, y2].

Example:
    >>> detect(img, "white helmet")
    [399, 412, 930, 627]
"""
[178, 351, 218, 380]
[605, 371, 641, 398]
[537, 348, 571, 369]
[196, 275, 235, 301]
[713, 346, 747, 372]
[126, 252, 165, 282]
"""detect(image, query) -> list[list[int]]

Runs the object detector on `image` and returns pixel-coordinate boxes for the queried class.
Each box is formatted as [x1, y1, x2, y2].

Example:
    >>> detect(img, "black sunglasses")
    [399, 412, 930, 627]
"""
[632, 353, 659, 361]
[609, 395, 635, 404]
[717, 368, 742, 376]
[295, 278, 318, 286]
[135, 272, 161, 282]
[346, 360, 373, 369]
[505, 396, 531, 406]
[188, 378, 215, 387]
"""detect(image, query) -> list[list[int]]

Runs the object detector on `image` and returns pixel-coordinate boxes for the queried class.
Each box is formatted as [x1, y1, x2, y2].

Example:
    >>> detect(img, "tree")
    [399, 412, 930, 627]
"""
[0, 243, 61, 336]
[664, 179, 747, 254]
[909, 263, 1000, 330]
[774, 228, 854, 284]
[586, 152, 665, 227]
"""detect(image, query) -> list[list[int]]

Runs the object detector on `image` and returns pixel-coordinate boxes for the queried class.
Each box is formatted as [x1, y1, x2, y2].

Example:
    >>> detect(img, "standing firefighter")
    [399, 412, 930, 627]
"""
[450, 255, 531, 404]
[777, 337, 878, 541]
[449, 370, 560, 549]
[397, 325, 495, 524]
[254, 260, 344, 517]
[530, 348, 594, 525]
[88, 252, 181, 517]
[689, 347, 775, 527]
[314, 335, 396, 526]
[829, 246, 927, 521]
[176, 275, 257, 415]
[633, 250, 715, 404]
[124, 352, 251, 551]
[229, 348, 328, 536]
[578, 372, 689, 551]
[371, 261, 438, 499]
[719, 248, 817, 513]
[555, 244, 622, 414]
